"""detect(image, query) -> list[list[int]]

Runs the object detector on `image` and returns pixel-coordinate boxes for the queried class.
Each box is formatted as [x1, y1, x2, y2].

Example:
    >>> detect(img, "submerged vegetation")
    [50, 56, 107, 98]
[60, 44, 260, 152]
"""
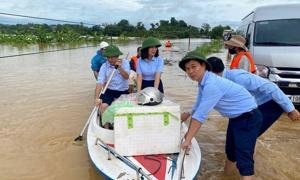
[195, 40, 223, 56]
[0, 17, 231, 46]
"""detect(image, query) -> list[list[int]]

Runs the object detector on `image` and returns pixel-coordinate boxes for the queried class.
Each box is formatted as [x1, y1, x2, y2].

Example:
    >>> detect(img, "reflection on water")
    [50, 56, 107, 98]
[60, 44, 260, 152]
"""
[0, 39, 299, 180]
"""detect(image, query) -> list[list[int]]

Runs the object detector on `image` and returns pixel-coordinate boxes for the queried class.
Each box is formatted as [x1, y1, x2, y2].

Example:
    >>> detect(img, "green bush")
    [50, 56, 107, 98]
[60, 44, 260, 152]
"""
[195, 40, 223, 56]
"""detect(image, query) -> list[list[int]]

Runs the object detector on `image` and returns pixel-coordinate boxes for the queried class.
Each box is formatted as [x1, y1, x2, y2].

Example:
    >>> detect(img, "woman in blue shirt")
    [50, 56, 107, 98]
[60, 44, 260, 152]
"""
[137, 37, 164, 93]
[179, 50, 262, 180]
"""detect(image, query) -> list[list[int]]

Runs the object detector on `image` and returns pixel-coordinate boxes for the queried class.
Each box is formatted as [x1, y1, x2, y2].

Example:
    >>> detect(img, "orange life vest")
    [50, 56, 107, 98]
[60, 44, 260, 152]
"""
[165, 41, 171, 47]
[131, 55, 138, 70]
[230, 51, 256, 73]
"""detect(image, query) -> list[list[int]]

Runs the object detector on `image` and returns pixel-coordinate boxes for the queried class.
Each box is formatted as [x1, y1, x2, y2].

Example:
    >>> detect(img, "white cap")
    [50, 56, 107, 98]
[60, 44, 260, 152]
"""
[99, 41, 109, 49]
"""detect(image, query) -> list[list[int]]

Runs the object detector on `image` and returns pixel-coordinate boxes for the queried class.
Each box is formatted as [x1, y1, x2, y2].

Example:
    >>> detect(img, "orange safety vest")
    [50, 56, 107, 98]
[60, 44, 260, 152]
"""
[165, 41, 171, 47]
[230, 51, 256, 73]
[130, 55, 138, 70]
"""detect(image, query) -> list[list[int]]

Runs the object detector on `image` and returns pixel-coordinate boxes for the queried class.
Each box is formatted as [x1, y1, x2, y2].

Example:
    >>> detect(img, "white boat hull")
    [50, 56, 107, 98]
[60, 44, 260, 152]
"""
[87, 108, 201, 180]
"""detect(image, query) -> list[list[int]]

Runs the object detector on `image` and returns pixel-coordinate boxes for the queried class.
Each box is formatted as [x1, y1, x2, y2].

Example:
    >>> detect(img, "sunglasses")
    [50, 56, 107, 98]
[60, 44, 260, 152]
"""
[223, 33, 232, 41]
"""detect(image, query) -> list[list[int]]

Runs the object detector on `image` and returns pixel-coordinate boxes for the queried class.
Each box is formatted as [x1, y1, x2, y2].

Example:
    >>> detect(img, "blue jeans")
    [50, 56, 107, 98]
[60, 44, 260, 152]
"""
[226, 108, 263, 176]
[258, 100, 284, 136]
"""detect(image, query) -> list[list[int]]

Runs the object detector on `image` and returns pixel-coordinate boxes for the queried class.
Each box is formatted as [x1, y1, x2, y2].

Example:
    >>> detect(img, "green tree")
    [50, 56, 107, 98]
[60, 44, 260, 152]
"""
[201, 23, 211, 37]
[178, 20, 187, 27]
[150, 23, 155, 30]
[170, 17, 178, 26]
[0, 18, 232, 45]
[210, 25, 232, 39]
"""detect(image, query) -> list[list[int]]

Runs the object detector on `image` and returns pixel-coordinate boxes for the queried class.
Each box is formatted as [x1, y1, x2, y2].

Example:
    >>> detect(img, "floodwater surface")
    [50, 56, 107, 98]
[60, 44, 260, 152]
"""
[0, 39, 299, 180]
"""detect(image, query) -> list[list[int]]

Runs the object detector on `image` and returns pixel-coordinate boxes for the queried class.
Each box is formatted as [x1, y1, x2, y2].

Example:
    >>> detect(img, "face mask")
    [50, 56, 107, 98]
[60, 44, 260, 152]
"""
[228, 48, 237, 55]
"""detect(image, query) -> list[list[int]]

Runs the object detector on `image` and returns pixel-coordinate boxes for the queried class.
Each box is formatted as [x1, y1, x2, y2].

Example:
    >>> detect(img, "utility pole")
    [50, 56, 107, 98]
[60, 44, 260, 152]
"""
[108, 25, 112, 44]
[188, 25, 191, 51]
[110, 28, 112, 44]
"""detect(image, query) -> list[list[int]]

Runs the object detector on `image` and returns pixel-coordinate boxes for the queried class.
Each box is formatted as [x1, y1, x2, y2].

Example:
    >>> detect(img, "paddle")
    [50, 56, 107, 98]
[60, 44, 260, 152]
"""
[74, 52, 130, 141]
[74, 68, 117, 141]
[74, 106, 98, 141]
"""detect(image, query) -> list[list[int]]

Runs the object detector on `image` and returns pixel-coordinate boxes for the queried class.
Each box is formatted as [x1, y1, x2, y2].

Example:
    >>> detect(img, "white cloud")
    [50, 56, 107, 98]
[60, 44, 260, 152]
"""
[0, 2, 15, 9]
[97, 0, 143, 11]
[0, 0, 300, 28]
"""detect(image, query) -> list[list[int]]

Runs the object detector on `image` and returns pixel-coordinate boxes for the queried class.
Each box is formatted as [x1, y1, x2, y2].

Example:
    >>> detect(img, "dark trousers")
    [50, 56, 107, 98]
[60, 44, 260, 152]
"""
[226, 108, 263, 176]
[258, 100, 284, 136]
[100, 89, 129, 105]
[142, 79, 164, 93]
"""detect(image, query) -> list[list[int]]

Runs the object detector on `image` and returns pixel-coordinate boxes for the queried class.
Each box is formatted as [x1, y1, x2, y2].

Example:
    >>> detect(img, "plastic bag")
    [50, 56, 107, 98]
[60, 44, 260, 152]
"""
[102, 100, 135, 125]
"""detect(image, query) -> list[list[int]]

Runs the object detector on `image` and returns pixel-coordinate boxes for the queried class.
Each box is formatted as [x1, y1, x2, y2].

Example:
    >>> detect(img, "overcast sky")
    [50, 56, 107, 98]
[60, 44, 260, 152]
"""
[1, 0, 300, 28]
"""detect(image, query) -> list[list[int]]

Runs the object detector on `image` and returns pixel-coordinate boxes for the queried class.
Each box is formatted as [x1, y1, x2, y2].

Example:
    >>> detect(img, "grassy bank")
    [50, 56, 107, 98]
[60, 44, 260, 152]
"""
[195, 40, 223, 56]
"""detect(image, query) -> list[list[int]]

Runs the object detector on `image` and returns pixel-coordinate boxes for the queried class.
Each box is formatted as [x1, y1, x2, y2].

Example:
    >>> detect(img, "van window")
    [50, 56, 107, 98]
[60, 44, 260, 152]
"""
[254, 19, 300, 46]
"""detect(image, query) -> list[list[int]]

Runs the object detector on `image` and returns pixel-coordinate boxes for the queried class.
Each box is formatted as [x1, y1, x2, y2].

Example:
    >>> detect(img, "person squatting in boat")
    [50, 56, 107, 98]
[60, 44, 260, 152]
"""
[94, 45, 130, 129]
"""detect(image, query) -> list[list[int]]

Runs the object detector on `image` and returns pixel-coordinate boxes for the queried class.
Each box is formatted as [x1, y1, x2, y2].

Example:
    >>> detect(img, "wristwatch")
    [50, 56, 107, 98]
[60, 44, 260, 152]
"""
[114, 65, 120, 69]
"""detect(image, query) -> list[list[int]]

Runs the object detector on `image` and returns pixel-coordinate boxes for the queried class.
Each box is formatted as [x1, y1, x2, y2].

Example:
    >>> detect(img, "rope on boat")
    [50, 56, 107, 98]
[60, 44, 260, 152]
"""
[167, 153, 179, 179]
[144, 155, 162, 175]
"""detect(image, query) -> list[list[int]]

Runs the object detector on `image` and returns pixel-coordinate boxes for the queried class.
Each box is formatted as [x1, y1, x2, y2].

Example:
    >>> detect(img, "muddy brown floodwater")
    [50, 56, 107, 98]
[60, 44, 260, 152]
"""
[0, 40, 299, 180]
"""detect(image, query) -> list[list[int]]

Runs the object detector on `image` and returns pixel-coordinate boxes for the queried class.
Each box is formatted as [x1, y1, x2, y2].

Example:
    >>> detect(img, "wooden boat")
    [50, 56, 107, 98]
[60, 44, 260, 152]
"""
[87, 106, 201, 180]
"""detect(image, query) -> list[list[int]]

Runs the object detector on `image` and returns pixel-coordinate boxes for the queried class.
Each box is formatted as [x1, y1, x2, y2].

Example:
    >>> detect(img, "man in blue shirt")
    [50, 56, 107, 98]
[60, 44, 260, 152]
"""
[207, 56, 300, 178]
[94, 45, 130, 128]
[91, 41, 109, 80]
[179, 50, 263, 180]
[207, 56, 300, 134]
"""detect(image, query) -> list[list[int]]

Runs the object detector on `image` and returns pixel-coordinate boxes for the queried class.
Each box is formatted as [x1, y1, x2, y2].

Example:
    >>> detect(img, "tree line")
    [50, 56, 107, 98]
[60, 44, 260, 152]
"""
[0, 17, 231, 45]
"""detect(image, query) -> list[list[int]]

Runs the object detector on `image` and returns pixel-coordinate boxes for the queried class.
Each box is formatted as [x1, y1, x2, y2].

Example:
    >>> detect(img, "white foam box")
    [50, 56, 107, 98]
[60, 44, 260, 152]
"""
[114, 99, 181, 156]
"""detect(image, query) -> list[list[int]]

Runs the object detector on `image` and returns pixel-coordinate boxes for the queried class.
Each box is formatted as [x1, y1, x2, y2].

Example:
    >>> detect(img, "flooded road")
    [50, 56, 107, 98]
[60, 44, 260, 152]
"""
[0, 39, 299, 180]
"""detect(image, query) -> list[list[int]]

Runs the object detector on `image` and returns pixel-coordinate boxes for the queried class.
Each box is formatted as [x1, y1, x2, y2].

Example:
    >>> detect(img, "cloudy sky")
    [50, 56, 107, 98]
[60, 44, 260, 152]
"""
[0, 0, 300, 28]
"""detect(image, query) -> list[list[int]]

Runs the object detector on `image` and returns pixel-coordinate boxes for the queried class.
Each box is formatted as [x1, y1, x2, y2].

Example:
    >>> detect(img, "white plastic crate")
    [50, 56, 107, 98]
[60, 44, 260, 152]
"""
[114, 99, 181, 156]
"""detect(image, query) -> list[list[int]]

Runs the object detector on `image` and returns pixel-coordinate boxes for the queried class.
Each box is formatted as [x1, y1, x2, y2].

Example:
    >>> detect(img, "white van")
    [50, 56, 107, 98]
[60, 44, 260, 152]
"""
[237, 4, 300, 106]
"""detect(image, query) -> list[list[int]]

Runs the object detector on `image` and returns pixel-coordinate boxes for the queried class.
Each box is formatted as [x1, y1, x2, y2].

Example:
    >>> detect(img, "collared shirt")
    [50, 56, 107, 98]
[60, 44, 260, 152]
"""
[223, 69, 294, 112]
[137, 56, 164, 80]
[192, 71, 257, 123]
[91, 50, 107, 72]
[97, 59, 130, 91]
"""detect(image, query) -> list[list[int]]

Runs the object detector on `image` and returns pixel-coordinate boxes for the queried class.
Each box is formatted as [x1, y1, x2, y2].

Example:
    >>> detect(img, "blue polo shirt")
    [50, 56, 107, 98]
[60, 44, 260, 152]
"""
[192, 71, 257, 123]
[223, 69, 294, 112]
[97, 59, 130, 91]
[137, 56, 164, 80]
[91, 50, 107, 72]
